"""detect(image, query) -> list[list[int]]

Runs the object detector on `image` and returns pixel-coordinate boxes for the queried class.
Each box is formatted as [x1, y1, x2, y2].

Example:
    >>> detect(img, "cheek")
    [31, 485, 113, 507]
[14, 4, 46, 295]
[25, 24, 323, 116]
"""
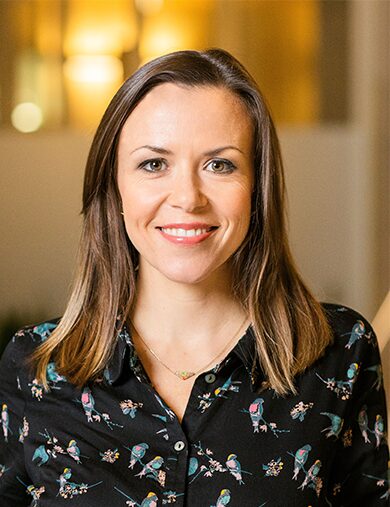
[228, 190, 252, 228]
[119, 180, 156, 217]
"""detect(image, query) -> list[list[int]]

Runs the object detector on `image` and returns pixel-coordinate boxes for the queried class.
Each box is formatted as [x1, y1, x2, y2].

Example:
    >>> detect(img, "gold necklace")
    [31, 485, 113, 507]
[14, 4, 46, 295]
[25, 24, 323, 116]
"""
[130, 316, 249, 380]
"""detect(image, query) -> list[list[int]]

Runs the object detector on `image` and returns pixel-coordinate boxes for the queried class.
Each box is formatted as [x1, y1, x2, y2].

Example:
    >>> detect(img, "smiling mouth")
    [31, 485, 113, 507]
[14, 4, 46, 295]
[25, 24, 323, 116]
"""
[156, 226, 218, 237]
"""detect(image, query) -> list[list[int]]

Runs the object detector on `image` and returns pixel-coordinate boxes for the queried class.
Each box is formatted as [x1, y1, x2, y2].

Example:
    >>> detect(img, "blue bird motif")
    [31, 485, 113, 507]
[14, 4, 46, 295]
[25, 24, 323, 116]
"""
[140, 491, 158, 507]
[188, 457, 199, 476]
[1, 404, 10, 443]
[225, 454, 244, 484]
[214, 375, 241, 398]
[135, 456, 164, 482]
[58, 467, 72, 489]
[46, 362, 66, 384]
[26, 484, 46, 507]
[32, 444, 51, 466]
[292, 444, 312, 480]
[365, 364, 383, 391]
[298, 459, 322, 492]
[32, 322, 57, 342]
[67, 439, 82, 464]
[358, 405, 371, 443]
[316, 362, 360, 400]
[320, 412, 344, 438]
[128, 442, 149, 469]
[347, 363, 360, 383]
[374, 415, 384, 448]
[343, 320, 365, 349]
[81, 387, 96, 422]
[114, 487, 158, 507]
[210, 488, 231, 507]
[248, 398, 264, 433]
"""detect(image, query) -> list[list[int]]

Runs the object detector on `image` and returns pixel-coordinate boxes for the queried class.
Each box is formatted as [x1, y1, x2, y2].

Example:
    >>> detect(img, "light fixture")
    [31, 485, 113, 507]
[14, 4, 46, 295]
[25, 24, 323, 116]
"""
[11, 102, 43, 133]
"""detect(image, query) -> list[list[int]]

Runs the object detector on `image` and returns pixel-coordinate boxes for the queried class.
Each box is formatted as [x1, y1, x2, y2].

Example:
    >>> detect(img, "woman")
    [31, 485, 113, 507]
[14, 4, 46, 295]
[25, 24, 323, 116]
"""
[0, 49, 388, 506]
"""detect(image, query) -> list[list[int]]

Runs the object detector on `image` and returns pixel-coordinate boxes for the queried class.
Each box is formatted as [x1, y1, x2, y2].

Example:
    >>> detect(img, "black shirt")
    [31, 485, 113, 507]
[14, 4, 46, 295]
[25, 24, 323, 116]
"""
[0, 303, 388, 506]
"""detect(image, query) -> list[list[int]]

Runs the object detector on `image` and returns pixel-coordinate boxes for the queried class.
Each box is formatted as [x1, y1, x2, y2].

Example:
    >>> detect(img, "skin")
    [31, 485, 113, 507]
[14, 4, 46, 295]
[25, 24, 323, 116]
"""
[116, 84, 254, 409]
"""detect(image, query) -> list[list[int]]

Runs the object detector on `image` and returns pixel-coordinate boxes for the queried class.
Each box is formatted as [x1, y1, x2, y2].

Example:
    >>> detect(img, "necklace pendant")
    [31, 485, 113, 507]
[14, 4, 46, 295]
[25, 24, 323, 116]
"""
[175, 370, 195, 380]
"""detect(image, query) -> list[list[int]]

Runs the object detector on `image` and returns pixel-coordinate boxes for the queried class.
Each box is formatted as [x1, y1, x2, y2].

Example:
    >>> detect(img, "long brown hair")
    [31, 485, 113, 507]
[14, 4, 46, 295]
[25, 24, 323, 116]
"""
[32, 48, 332, 395]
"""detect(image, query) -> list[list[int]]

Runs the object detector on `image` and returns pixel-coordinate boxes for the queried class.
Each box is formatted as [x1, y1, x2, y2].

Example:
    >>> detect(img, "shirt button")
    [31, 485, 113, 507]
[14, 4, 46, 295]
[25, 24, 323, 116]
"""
[174, 440, 186, 452]
[205, 373, 216, 383]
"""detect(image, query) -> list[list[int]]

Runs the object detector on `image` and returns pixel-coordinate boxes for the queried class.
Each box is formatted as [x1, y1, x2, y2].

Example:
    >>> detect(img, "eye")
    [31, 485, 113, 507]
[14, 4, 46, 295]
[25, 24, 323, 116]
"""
[138, 158, 167, 173]
[206, 159, 236, 174]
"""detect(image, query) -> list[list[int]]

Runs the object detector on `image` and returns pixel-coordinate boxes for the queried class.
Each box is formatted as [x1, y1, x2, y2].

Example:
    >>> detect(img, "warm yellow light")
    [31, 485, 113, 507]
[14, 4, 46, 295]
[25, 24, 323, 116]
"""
[135, 0, 164, 16]
[11, 102, 43, 133]
[64, 0, 138, 57]
[139, 24, 188, 63]
[64, 55, 123, 84]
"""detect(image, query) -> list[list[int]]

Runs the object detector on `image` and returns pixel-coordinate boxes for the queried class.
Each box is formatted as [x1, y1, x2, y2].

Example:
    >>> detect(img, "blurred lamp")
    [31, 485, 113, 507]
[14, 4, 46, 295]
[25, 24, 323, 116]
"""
[64, 55, 123, 84]
[11, 102, 43, 133]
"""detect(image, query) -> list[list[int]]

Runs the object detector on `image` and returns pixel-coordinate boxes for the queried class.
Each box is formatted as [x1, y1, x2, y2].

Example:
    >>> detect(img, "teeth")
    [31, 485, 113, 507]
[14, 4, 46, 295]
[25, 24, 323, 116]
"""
[161, 227, 210, 237]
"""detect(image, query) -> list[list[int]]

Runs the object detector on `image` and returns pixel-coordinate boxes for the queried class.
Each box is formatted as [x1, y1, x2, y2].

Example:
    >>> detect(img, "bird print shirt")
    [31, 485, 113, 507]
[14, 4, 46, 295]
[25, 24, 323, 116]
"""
[0, 303, 388, 507]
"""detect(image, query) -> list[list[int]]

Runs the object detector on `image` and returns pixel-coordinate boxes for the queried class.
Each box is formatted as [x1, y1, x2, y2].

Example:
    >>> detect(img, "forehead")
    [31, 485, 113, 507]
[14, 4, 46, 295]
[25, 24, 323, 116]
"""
[119, 83, 253, 150]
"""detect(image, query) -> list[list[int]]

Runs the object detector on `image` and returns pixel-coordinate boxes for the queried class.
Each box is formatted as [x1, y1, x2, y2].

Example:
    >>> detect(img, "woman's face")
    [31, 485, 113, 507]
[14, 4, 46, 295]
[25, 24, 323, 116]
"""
[117, 83, 254, 286]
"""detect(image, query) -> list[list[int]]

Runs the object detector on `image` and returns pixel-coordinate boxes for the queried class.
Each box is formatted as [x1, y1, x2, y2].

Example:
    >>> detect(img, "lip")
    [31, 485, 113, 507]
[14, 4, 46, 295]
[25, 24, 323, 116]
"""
[156, 224, 219, 245]
[157, 222, 217, 230]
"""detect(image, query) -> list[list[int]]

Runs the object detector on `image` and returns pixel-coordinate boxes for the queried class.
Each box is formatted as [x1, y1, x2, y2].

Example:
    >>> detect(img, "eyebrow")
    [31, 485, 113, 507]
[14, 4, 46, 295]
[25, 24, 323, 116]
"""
[130, 145, 245, 156]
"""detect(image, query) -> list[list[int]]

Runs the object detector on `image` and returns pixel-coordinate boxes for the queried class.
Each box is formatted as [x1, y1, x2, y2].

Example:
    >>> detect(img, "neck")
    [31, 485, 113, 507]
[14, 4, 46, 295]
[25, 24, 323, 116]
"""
[130, 260, 248, 353]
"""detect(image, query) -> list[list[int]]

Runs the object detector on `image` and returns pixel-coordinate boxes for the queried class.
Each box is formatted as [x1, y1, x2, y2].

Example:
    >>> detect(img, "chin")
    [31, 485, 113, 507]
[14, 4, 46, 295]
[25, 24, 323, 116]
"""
[152, 257, 221, 285]
[160, 267, 212, 285]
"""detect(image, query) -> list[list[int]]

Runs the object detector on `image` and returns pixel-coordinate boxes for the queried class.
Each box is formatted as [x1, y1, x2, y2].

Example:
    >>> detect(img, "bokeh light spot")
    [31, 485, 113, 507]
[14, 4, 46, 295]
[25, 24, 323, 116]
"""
[11, 102, 43, 133]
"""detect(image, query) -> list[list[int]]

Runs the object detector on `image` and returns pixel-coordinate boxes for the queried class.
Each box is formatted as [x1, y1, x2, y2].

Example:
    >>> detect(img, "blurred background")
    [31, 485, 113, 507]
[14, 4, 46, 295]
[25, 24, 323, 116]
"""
[0, 0, 389, 356]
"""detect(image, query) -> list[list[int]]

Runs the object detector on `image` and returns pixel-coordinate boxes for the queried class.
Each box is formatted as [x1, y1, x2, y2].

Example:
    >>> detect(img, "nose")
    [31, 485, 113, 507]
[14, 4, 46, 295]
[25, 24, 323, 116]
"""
[167, 168, 208, 212]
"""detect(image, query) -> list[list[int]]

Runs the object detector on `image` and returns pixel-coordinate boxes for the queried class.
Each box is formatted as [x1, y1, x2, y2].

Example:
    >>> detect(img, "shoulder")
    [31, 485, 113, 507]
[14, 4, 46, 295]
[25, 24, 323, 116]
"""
[321, 302, 375, 341]
[320, 302, 379, 362]
[314, 303, 382, 397]
[311, 302, 380, 383]
[0, 317, 60, 369]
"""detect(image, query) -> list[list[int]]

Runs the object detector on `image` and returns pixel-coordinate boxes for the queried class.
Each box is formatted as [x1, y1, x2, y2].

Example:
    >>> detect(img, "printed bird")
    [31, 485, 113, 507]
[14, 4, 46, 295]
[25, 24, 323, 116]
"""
[67, 439, 82, 464]
[358, 405, 371, 443]
[33, 322, 57, 341]
[1, 404, 9, 443]
[320, 412, 344, 438]
[248, 398, 264, 433]
[26, 485, 45, 507]
[299, 459, 322, 490]
[214, 375, 240, 398]
[140, 491, 158, 507]
[225, 454, 244, 484]
[344, 320, 365, 349]
[128, 442, 149, 469]
[365, 364, 383, 391]
[187, 457, 198, 476]
[292, 444, 312, 480]
[374, 415, 384, 448]
[81, 387, 96, 422]
[58, 467, 72, 489]
[32, 444, 51, 466]
[211, 488, 231, 507]
[135, 456, 164, 478]
[46, 362, 66, 384]
[347, 363, 360, 384]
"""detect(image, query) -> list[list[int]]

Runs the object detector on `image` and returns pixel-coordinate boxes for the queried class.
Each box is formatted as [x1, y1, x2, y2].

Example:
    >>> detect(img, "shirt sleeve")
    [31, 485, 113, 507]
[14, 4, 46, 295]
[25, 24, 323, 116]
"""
[328, 313, 389, 506]
[0, 331, 31, 506]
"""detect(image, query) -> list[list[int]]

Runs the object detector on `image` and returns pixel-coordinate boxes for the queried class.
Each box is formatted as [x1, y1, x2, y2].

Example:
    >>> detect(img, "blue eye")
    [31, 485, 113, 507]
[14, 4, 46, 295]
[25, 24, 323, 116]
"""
[138, 158, 167, 172]
[206, 159, 236, 174]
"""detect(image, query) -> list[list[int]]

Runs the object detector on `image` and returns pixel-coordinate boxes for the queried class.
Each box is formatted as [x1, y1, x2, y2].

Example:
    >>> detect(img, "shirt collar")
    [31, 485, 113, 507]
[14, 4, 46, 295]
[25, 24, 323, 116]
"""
[105, 322, 263, 392]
